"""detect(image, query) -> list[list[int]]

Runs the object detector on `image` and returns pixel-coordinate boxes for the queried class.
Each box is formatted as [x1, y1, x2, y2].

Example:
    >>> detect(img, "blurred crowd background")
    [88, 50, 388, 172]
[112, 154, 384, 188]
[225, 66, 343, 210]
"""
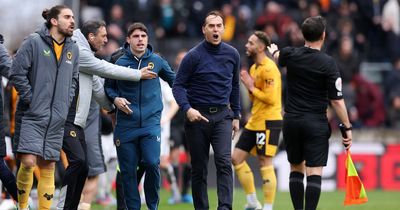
[3, 0, 400, 130]
[79, 0, 400, 130]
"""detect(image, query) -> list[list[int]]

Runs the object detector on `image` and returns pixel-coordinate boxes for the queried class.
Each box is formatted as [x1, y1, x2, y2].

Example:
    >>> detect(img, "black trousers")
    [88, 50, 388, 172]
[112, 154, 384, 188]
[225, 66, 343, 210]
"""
[185, 107, 233, 210]
[58, 123, 88, 210]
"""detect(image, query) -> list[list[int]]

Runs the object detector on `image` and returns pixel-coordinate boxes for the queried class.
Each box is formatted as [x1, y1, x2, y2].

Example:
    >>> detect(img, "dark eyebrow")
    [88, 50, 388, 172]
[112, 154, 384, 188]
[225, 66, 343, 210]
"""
[208, 23, 222, 27]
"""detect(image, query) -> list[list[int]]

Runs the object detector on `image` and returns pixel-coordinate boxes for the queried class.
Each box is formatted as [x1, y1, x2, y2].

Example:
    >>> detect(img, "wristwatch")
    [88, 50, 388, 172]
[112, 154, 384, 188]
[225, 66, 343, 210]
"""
[343, 124, 352, 131]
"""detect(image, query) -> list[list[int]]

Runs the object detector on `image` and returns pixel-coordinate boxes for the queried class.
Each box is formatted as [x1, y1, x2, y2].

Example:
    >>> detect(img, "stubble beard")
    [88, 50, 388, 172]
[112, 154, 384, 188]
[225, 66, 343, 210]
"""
[58, 26, 73, 38]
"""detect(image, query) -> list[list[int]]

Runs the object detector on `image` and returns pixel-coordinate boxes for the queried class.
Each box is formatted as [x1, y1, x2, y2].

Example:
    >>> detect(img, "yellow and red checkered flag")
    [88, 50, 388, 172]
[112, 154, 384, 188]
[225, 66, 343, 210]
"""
[344, 150, 368, 206]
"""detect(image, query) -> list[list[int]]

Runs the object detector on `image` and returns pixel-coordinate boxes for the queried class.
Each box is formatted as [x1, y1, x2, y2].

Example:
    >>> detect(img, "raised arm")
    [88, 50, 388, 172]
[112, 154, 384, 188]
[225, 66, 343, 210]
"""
[78, 48, 156, 81]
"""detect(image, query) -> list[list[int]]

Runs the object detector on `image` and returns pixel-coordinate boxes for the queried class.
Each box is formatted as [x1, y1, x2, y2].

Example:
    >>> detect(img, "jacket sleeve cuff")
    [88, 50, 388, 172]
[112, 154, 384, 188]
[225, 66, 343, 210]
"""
[131, 69, 141, 81]
[233, 111, 241, 120]
[107, 105, 117, 114]
[182, 104, 191, 114]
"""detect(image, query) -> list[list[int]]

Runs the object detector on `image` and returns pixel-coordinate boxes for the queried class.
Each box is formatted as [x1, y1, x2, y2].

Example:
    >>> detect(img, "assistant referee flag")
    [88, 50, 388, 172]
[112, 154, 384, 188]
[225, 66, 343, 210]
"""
[344, 150, 368, 206]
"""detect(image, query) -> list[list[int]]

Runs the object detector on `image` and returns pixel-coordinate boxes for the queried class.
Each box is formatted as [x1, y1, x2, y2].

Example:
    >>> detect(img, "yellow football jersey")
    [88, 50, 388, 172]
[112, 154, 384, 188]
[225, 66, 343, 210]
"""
[53, 40, 64, 61]
[245, 57, 282, 130]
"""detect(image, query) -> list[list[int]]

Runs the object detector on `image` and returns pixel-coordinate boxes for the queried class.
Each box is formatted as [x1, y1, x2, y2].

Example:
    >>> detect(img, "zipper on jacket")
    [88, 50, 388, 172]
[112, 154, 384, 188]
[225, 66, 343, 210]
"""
[137, 58, 143, 127]
[42, 40, 66, 155]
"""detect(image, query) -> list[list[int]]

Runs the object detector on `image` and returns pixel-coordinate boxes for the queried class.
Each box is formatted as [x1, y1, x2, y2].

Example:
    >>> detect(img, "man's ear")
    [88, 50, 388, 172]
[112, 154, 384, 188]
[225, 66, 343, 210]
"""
[50, 18, 58, 27]
[321, 31, 326, 41]
[88, 33, 95, 42]
[258, 43, 266, 53]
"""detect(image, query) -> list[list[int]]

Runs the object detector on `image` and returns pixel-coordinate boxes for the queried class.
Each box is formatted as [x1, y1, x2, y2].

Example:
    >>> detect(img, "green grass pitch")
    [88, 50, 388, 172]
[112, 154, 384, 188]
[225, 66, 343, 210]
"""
[92, 188, 400, 210]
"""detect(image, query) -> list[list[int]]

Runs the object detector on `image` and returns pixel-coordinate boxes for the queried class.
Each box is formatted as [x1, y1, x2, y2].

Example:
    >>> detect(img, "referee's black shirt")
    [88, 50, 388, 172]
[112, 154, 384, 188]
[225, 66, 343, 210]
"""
[278, 46, 343, 115]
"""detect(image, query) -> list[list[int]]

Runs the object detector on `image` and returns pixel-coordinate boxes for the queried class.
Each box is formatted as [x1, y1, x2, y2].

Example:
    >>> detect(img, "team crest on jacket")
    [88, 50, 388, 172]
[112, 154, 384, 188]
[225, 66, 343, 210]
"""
[67, 51, 72, 60]
[70, 130, 76, 137]
[148, 62, 154, 70]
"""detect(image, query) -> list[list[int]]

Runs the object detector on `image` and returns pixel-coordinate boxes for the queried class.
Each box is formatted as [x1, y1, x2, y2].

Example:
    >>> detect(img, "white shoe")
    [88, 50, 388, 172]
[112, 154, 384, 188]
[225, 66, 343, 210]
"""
[244, 201, 262, 210]
[0, 199, 16, 210]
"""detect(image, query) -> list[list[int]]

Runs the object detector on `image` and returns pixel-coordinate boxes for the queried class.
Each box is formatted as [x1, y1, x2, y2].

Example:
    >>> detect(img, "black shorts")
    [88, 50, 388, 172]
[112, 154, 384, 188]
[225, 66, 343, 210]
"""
[283, 113, 331, 167]
[235, 120, 282, 157]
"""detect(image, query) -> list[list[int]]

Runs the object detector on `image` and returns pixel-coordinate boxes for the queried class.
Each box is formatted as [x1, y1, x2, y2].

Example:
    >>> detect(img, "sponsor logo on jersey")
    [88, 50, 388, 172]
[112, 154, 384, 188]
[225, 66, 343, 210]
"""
[43, 49, 51, 56]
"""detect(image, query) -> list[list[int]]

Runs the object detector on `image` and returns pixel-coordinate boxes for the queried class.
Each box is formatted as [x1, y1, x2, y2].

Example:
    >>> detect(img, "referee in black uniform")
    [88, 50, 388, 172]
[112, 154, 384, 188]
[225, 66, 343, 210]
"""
[268, 16, 352, 210]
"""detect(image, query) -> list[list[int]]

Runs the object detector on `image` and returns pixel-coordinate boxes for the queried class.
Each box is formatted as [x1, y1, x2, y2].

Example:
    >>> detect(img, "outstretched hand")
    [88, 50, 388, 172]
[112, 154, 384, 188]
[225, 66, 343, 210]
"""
[140, 66, 157, 79]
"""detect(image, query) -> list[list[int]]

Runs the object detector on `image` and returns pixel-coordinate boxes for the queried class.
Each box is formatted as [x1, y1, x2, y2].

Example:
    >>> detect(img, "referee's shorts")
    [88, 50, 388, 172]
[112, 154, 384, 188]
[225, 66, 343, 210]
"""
[235, 120, 282, 157]
[283, 113, 331, 167]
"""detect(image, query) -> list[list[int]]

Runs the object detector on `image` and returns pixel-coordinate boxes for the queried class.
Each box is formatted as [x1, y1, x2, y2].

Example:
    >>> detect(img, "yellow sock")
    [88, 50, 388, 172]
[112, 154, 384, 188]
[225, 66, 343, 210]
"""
[260, 165, 277, 204]
[234, 161, 256, 194]
[37, 168, 55, 210]
[17, 163, 35, 209]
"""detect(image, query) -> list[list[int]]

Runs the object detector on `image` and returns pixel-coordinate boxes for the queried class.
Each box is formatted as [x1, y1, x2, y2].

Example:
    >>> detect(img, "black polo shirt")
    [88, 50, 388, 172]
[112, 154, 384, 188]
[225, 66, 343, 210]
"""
[279, 46, 343, 115]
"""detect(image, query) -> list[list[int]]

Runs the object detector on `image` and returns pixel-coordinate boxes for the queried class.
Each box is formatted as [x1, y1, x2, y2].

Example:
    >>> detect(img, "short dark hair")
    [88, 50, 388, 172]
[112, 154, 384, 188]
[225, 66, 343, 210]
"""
[254, 31, 271, 48]
[42, 5, 70, 29]
[203, 10, 224, 26]
[81, 20, 106, 39]
[301, 16, 326, 42]
[127, 22, 148, 37]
